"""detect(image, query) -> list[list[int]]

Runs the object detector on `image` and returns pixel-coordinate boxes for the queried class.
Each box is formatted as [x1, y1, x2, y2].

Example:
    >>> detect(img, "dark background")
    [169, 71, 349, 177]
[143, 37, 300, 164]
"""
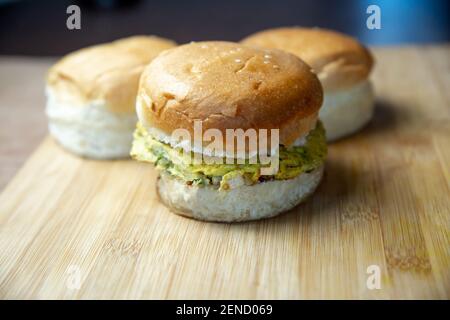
[0, 0, 449, 56]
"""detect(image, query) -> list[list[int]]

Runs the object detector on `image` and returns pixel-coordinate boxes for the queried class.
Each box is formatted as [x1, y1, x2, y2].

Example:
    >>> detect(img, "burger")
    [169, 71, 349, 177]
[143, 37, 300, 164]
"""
[131, 41, 326, 222]
[46, 35, 176, 159]
[241, 27, 374, 141]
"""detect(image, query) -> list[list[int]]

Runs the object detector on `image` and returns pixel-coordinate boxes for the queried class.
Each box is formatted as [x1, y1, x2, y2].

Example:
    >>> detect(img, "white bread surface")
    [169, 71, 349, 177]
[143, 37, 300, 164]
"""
[157, 165, 324, 222]
[46, 88, 136, 159]
[320, 81, 374, 141]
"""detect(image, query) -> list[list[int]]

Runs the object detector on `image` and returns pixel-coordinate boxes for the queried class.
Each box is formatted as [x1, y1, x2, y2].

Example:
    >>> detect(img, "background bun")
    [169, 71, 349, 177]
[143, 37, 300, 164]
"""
[241, 27, 374, 91]
[137, 41, 323, 147]
[47, 35, 176, 113]
[320, 81, 374, 141]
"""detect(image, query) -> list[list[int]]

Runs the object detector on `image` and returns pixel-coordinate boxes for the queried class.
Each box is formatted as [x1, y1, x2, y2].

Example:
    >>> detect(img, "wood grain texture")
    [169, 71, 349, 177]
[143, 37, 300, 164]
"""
[0, 46, 449, 299]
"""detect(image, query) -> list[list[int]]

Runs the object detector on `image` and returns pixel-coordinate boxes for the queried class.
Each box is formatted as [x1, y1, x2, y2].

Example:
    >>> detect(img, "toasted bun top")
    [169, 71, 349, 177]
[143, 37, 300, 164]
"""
[241, 27, 374, 91]
[137, 41, 323, 147]
[47, 35, 176, 113]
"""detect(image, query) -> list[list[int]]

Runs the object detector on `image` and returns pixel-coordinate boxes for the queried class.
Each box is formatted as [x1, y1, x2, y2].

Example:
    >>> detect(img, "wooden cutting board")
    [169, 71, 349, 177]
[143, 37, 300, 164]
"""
[0, 46, 449, 299]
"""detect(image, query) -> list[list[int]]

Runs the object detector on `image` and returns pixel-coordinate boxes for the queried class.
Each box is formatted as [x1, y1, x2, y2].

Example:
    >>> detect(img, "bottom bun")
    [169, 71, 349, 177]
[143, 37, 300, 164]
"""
[46, 97, 137, 159]
[157, 165, 324, 222]
[320, 81, 374, 141]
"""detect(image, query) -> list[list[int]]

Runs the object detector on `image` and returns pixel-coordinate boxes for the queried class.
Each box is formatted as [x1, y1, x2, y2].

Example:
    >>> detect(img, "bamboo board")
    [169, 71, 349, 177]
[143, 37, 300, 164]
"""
[0, 46, 449, 299]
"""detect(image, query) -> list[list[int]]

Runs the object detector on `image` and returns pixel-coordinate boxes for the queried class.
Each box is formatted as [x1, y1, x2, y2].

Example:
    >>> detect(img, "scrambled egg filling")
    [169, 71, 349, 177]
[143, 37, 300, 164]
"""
[131, 122, 326, 190]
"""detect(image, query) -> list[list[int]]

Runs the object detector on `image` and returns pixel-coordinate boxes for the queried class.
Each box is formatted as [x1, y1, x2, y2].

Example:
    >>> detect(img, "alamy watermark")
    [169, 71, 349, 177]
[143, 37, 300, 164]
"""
[65, 5, 380, 31]
[366, 264, 381, 290]
[66, 5, 81, 30]
[65, 264, 82, 290]
[170, 120, 280, 175]
[366, 5, 381, 30]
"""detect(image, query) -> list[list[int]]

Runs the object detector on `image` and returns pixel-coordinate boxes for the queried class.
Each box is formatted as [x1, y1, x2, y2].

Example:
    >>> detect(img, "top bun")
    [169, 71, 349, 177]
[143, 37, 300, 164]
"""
[137, 41, 323, 148]
[47, 35, 177, 113]
[241, 27, 374, 91]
